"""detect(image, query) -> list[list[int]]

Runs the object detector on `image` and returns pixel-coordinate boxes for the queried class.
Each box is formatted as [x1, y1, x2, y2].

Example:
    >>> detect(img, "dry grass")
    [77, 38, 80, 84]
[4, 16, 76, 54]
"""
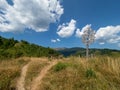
[0, 58, 29, 90]
[39, 56, 120, 90]
[0, 56, 120, 90]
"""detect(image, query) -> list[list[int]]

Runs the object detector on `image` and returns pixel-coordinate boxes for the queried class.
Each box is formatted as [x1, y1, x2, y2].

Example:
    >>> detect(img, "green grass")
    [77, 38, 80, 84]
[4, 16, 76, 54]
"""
[85, 68, 96, 78]
[53, 62, 68, 72]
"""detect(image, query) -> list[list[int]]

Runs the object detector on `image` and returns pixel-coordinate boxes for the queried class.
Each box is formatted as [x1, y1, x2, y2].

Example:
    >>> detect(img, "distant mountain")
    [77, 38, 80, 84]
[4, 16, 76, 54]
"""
[0, 36, 60, 59]
[54, 47, 67, 51]
[55, 47, 120, 57]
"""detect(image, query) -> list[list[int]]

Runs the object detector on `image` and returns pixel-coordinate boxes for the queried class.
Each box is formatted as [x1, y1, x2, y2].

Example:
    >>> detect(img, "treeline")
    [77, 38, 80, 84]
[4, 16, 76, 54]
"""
[0, 36, 60, 59]
[56, 47, 120, 57]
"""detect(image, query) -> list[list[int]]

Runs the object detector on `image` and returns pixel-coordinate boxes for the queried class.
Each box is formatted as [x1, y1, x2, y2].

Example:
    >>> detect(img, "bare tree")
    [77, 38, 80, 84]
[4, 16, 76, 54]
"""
[82, 25, 95, 58]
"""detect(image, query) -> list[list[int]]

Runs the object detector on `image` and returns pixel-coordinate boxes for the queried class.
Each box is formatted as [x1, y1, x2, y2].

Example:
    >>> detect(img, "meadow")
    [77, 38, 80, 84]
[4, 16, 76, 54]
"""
[0, 56, 120, 90]
[40, 56, 120, 90]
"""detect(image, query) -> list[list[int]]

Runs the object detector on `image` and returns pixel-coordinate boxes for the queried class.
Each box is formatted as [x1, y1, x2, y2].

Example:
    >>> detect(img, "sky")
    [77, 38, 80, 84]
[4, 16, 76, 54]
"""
[0, 0, 120, 50]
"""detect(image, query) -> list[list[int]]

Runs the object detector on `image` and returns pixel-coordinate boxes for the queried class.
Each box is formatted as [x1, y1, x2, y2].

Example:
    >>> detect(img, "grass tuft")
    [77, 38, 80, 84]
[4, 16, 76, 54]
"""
[53, 62, 68, 72]
[86, 68, 96, 78]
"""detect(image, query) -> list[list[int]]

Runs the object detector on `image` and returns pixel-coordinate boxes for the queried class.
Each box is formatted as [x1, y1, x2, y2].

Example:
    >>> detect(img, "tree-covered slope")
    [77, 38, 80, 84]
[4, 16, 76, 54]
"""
[0, 36, 59, 59]
[55, 47, 120, 57]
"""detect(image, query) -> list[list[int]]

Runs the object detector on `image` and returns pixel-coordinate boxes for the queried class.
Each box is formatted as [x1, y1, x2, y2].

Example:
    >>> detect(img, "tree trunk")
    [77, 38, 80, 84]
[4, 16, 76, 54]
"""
[86, 44, 89, 59]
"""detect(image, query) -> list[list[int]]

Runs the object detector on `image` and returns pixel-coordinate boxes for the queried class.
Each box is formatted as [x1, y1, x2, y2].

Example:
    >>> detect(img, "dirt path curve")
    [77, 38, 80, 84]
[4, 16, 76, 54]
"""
[31, 61, 57, 90]
[17, 63, 30, 90]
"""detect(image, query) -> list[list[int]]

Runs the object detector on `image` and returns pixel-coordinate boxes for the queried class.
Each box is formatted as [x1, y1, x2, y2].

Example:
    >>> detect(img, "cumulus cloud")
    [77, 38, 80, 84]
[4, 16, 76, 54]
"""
[76, 24, 92, 38]
[57, 19, 76, 38]
[51, 38, 61, 43]
[0, 0, 64, 32]
[75, 28, 82, 38]
[56, 38, 61, 42]
[76, 24, 120, 46]
[95, 25, 120, 44]
[51, 39, 57, 43]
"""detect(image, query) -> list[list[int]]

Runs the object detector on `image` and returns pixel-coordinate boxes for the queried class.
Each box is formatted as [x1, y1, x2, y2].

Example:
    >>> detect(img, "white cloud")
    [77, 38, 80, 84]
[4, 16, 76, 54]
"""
[76, 24, 120, 47]
[0, 0, 64, 32]
[95, 25, 120, 44]
[57, 38, 61, 42]
[51, 39, 57, 43]
[51, 38, 61, 43]
[99, 42, 105, 45]
[75, 28, 82, 38]
[57, 19, 76, 38]
[76, 24, 92, 38]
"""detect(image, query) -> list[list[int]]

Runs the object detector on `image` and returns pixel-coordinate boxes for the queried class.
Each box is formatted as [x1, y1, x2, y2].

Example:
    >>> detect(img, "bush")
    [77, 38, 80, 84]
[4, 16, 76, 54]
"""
[86, 68, 96, 78]
[53, 62, 67, 72]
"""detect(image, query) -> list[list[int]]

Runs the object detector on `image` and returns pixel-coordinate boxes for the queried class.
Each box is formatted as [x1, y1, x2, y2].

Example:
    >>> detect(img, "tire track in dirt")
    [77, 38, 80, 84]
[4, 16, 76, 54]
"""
[17, 63, 30, 90]
[31, 61, 57, 90]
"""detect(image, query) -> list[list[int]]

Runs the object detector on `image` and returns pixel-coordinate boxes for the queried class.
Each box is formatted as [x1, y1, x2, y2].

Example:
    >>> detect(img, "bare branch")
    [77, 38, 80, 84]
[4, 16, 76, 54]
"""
[81, 26, 95, 58]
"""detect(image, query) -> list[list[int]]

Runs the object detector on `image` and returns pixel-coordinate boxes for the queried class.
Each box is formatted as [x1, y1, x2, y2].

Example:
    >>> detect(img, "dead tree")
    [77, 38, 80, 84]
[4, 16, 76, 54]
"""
[81, 26, 95, 58]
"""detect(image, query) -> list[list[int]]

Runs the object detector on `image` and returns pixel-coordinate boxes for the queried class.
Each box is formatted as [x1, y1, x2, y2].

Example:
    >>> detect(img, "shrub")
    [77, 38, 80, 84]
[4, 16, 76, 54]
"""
[53, 62, 67, 72]
[86, 68, 96, 78]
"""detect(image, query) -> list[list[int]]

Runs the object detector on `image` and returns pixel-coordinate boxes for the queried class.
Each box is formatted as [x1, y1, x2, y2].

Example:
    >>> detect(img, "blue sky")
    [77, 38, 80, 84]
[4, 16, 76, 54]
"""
[0, 0, 120, 50]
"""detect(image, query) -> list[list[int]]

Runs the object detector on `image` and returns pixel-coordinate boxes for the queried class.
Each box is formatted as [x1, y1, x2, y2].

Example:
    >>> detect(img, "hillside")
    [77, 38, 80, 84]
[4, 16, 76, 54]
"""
[0, 36, 60, 59]
[0, 36, 120, 90]
[55, 47, 120, 57]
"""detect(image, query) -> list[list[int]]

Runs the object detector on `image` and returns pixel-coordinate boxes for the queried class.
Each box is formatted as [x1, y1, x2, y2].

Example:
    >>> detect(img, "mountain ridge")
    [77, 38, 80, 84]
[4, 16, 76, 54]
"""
[54, 47, 120, 57]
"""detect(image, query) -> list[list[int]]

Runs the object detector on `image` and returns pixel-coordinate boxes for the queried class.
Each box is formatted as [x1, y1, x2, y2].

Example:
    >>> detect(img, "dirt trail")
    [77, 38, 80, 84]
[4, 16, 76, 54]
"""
[17, 63, 30, 90]
[31, 61, 57, 90]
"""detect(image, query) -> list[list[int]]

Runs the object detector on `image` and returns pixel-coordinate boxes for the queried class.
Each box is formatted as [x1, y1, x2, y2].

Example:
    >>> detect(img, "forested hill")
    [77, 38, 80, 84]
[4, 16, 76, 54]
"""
[0, 36, 59, 59]
[55, 47, 120, 57]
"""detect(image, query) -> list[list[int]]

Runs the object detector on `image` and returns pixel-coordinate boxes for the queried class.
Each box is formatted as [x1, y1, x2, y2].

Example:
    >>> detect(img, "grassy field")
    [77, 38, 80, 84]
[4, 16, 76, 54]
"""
[39, 56, 120, 90]
[0, 56, 120, 90]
